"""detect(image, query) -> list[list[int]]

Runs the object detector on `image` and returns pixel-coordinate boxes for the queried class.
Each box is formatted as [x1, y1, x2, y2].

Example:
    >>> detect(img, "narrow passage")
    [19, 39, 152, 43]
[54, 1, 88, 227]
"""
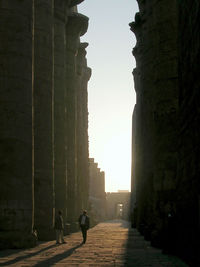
[0, 220, 187, 266]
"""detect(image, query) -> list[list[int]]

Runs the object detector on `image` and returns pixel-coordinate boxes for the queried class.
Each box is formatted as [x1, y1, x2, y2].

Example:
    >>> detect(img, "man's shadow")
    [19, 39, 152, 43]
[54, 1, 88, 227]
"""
[0, 244, 56, 266]
[33, 243, 83, 267]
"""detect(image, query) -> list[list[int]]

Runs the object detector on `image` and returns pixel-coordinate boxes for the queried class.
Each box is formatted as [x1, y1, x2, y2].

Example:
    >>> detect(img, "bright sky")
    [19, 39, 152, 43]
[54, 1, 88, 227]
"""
[78, 0, 139, 192]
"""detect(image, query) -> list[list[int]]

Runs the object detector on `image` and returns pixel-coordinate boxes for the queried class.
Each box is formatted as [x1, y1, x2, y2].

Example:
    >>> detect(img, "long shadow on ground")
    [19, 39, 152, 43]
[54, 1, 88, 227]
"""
[0, 248, 24, 258]
[0, 244, 56, 266]
[32, 243, 83, 267]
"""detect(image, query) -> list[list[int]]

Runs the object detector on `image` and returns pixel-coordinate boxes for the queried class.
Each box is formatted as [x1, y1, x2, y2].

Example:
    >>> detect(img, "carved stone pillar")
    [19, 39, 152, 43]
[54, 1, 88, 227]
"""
[130, 105, 137, 227]
[65, 12, 88, 230]
[69, 0, 84, 8]
[54, 0, 68, 225]
[176, 0, 200, 262]
[0, 0, 36, 248]
[130, 0, 178, 244]
[76, 43, 91, 214]
[33, 0, 55, 240]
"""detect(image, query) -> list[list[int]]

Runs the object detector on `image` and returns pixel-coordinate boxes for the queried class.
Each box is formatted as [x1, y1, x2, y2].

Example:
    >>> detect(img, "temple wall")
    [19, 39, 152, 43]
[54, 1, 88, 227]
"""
[89, 159, 106, 222]
[131, 0, 200, 264]
[130, 0, 178, 245]
[176, 0, 200, 264]
[0, 0, 90, 248]
[0, 0, 35, 248]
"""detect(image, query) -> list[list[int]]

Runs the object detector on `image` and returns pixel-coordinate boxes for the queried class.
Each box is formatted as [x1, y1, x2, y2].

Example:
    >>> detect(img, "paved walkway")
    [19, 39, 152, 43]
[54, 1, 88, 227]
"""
[0, 220, 188, 266]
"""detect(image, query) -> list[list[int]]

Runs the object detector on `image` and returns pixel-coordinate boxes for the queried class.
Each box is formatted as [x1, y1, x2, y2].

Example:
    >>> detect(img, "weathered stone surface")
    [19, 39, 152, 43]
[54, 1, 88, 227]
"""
[0, 0, 91, 248]
[66, 12, 89, 37]
[76, 43, 91, 216]
[69, 0, 84, 8]
[130, 0, 178, 253]
[131, 0, 200, 265]
[65, 7, 90, 227]
[65, 22, 79, 225]
[0, 0, 36, 249]
[33, 0, 55, 241]
[175, 0, 200, 264]
[89, 158, 106, 224]
[54, 0, 68, 224]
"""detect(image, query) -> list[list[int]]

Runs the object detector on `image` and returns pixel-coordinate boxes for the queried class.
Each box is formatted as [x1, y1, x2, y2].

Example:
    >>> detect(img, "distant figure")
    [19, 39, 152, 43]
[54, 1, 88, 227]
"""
[78, 210, 90, 244]
[54, 210, 66, 244]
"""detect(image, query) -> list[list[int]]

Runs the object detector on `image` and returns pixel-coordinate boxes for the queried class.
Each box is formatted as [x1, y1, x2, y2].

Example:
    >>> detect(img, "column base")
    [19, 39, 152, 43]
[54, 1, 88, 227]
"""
[36, 227, 55, 241]
[0, 231, 37, 249]
[64, 223, 70, 235]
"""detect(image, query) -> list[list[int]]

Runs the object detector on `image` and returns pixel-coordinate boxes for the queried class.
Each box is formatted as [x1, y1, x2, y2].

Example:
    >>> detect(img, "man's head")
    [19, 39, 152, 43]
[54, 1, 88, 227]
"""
[83, 210, 87, 215]
[58, 210, 62, 215]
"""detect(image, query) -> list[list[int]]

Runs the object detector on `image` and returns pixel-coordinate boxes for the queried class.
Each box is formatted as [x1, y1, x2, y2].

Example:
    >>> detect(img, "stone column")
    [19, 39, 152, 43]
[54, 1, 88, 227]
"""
[69, 0, 84, 8]
[54, 0, 68, 224]
[99, 171, 106, 220]
[65, 12, 88, 230]
[81, 66, 91, 211]
[176, 0, 200, 262]
[130, 105, 138, 227]
[76, 43, 91, 214]
[33, 0, 55, 240]
[130, 0, 178, 243]
[0, 0, 36, 248]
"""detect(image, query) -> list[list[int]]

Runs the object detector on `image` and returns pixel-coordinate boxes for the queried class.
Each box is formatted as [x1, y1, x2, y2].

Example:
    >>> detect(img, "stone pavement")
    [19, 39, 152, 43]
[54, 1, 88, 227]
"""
[0, 220, 188, 266]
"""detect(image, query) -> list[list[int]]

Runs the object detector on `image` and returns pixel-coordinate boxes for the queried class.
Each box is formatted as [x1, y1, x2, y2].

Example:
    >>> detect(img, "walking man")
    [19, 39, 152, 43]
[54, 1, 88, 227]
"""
[78, 210, 90, 244]
[55, 210, 66, 244]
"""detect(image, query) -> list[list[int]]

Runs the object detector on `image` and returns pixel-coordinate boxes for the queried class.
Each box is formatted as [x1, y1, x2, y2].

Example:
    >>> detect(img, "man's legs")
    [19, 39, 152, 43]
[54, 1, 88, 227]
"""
[56, 230, 60, 244]
[83, 229, 87, 243]
[81, 226, 87, 243]
[60, 230, 66, 243]
[56, 230, 65, 244]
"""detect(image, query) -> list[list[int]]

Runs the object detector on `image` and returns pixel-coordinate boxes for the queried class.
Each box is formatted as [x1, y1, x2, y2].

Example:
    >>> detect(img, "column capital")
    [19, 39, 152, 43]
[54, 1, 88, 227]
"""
[66, 12, 89, 37]
[69, 0, 84, 8]
[78, 42, 89, 54]
[85, 67, 92, 81]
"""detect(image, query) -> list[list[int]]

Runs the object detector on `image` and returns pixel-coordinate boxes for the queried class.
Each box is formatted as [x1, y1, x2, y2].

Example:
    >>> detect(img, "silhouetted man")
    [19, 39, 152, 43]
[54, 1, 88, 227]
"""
[78, 210, 90, 244]
[55, 210, 66, 244]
